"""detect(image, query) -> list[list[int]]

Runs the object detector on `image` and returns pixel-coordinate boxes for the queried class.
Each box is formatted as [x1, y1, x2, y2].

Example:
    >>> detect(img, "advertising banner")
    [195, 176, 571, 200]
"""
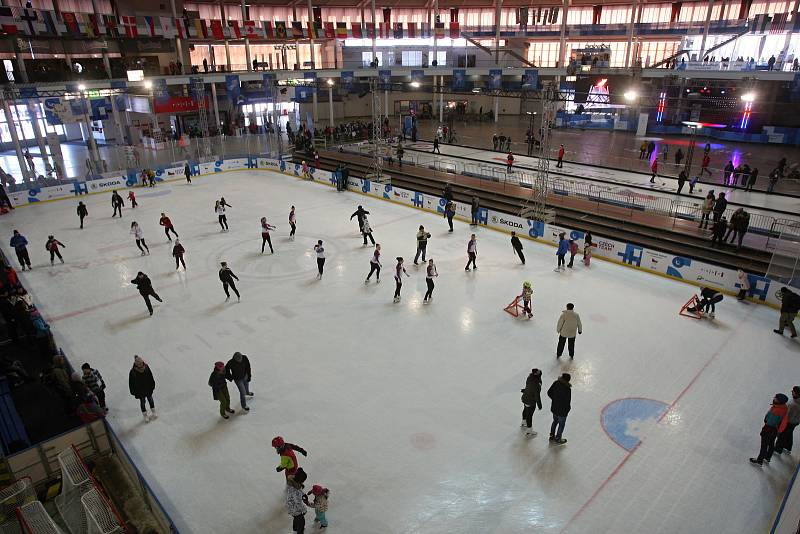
[489, 68, 502, 90]
[452, 69, 466, 91]
[225, 74, 241, 105]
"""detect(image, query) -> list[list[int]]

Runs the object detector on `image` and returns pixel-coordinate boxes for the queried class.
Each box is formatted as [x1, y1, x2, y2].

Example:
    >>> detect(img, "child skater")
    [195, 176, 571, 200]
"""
[260, 217, 276, 254]
[127, 190, 138, 208]
[519, 281, 533, 319]
[583, 241, 592, 266]
[288, 206, 297, 240]
[45, 235, 66, 265]
[314, 240, 325, 280]
[465, 234, 478, 271]
[215, 201, 229, 232]
[130, 221, 150, 255]
[361, 217, 375, 246]
[173, 239, 186, 270]
[393, 257, 410, 303]
[423, 258, 438, 303]
[305, 484, 330, 529]
[365, 243, 381, 283]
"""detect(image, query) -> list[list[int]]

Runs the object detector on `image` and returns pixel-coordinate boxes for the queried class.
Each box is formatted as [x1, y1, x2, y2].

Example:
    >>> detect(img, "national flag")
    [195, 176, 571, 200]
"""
[275, 21, 287, 39]
[770, 12, 787, 33]
[122, 15, 138, 38]
[210, 19, 225, 39]
[291, 21, 304, 38]
[324, 21, 334, 38]
[160, 16, 175, 38]
[335, 22, 347, 38]
[229, 20, 241, 38]
[379, 21, 390, 38]
[393, 23, 403, 39]
[365, 22, 375, 38]
[311, 21, 322, 38]
[20, 8, 38, 35]
[193, 18, 208, 38]
[87, 14, 100, 37]
[243, 20, 260, 38]
[143, 16, 156, 37]
[449, 21, 460, 38]
[103, 14, 118, 37]
[351, 22, 362, 38]
[62, 12, 81, 35]
[42, 11, 57, 35]
[406, 22, 416, 38]
[434, 22, 444, 38]
[420, 22, 430, 37]
[175, 17, 185, 38]
[263, 21, 273, 38]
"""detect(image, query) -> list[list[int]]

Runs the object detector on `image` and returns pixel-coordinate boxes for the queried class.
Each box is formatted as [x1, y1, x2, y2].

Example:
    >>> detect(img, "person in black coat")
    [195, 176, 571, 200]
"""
[710, 216, 727, 248]
[677, 170, 688, 195]
[350, 206, 370, 233]
[442, 183, 453, 203]
[209, 362, 234, 419]
[775, 287, 800, 338]
[130, 272, 162, 316]
[219, 262, 240, 301]
[470, 196, 480, 226]
[225, 352, 253, 411]
[129, 355, 156, 421]
[547, 373, 571, 444]
[688, 287, 723, 316]
[520, 369, 542, 436]
[77, 202, 88, 229]
[510, 231, 525, 265]
[111, 190, 124, 218]
[184, 163, 192, 184]
[712, 192, 727, 223]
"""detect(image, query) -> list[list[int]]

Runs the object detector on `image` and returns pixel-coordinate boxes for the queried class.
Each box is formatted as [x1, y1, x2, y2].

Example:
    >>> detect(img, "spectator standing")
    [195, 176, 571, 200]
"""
[775, 386, 800, 455]
[9, 231, 31, 271]
[444, 200, 456, 232]
[547, 373, 572, 445]
[699, 193, 714, 229]
[710, 216, 727, 248]
[129, 355, 156, 422]
[556, 144, 565, 168]
[556, 303, 582, 358]
[746, 168, 759, 191]
[225, 352, 253, 412]
[723, 161, 735, 185]
[520, 368, 542, 436]
[750, 393, 788, 465]
[712, 192, 727, 224]
[470, 196, 480, 226]
[677, 170, 688, 194]
[774, 287, 800, 338]
[736, 269, 750, 301]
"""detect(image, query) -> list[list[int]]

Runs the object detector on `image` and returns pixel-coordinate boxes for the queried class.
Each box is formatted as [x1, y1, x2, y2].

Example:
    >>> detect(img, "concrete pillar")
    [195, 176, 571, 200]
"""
[169, 0, 184, 72]
[624, 0, 638, 68]
[26, 101, 48, 169]
[371, 0, 377, 64]
[2, 96, 32, 181]
[242, 0, 251, 71]
[328, 85, 334, 128]
[493, 95, 499, 123]
[307, 0, 316, 68]
[494, 0, 502, 64]
[558, 0, 569, 68]
[432, 0, 438, 66]
[438, 75, 444, 123]
[14, 49, 28, 84]
[699, 0, 715, 59]
[110, 89, 127, 145]
[313, 87, 318, 123]
[220, 0, 231, 70]
[211, 81, 222, 133]
[101, 50, 112, 79]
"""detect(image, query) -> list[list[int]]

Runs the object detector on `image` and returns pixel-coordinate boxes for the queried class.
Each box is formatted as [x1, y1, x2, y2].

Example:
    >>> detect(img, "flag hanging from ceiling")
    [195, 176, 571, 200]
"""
[275, 21, 287, 38]
[103, 14, 118, 37]
[143, 16, 156, 37]
[420, 22, 430, 37]
[351, 22, 362, 38]
[393, 23, 403, 39]
[263, 21, 273, 38]
[379, 21, 390, 38]
[365, 22, 375, 38]
[291, 21, 304, 38]
[406, 22, 416, 38]
[770, 12, 787, 33]
[324, 21, 335, 38]
[175, 17, 185, 38]
[0, 7, 18, 36]
[434, 22, 445, 38]
[449, 21, 459, 38]
[229, 20, 241, 38]
[159, 16, 174, 38]
[121, 15, 138, 38]
[243, 20, 260, 38]
[335, 22, 346, 38]
[210, 19, 225, 39]
[193, 18, 208, 38]
[19, 8, 38, 35]
[42, 11, 57, 35]
[62, 12, 81, 36]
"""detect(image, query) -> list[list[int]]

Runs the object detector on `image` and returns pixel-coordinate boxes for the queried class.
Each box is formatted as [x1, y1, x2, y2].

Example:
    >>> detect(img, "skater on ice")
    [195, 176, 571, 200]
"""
[465, 234, 478, 271]
[215, 200, 229, 232]
[45, 235, 65, 266]
[737, 269, 749, 301]
[218, 262, 240, 301]
[393, 257, 409, 302]
[520, 368, 542, 436]
[350, 205, 370, 233]
[547, 373, 572, 445]
[184, 162, 192, 184]
[361, 217, 375, 246]
[519, 281, 533, 319]
[127, 190, 137, 208]
[414, 226, 431, 264]
[555, 233, 568, 271]
[260, 217, 276, 254]
[444, 200, 456, 232]
[81, 363, 107, 412]
[286, 468, 308, 534]
[365, 244, 381, 283]
[9, 230, 31, 270]
[774, 386, 800, 455]
[172, 239, 186, 270]
[566, 238, 579, 268]
[556, 303, 582, 358]
[159, 213, 179, 241]
[225, 352, 253, 412]
[423, 258, 438, 303]
[273, 436, 308, 478]
[306, 484, 330, 529]
[130, 222, 150, 255]
[289, 206, 297, 240]
[208, 361, 234, 419]
[111, 190, 124, 217]
[77, 201, 88, 229]
[687, 287, 723, 317]
[130, 272, 162, 315]
[129, 355, 156, 422]
[314, 241, 326, 279]
[750, 393, 789, 466]
[510, 231, 525, 265]
[774, 287, 799, 338]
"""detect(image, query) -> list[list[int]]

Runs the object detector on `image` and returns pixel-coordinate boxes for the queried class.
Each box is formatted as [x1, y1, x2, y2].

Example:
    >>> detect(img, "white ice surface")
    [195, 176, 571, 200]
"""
[0, 170, 797, 534]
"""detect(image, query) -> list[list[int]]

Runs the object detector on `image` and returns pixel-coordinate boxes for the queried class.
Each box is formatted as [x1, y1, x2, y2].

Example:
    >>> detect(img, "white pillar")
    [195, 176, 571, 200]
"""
[624, 0, 638, 68]
[313, 88, 318, 123]
[699, 0, 714, 59]
[26, 101, 48, 168]
[110, 89, 127, 145]
[211, 81, 222, 132]
[433, 0, 438, 66]
[328, 85, 334, 128]
[494, 0, 502, 64]
[2, 96, 31, 181]
[170, 0, 184, 72]
[220, 0, 231, 70]
[371, 0, 377, 63]
[493, 95, 499, 123]
[558, 0, 569, 68]
[438, 75, 444, 123]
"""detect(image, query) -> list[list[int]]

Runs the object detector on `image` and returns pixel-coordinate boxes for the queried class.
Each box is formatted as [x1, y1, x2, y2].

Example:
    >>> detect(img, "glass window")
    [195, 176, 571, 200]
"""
[401, 51, 422, 66]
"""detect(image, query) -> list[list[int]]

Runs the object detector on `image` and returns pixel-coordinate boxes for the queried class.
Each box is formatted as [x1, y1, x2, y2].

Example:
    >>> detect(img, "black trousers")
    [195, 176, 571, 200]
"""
[757, 426, 779, 462]
[15, 249, 30, 268]
[414, 243, 427, 263]
[49, 249, 63, 262]
[94, 389, 106, 408]
[292, 513, 305, 534]
[557, 254, 565, 268]
[556, 157, 563, 168]
[261, 234, 273, 253]
[317, 258, 325, 276]
[567, 253, 576, 268]
[79, 215, 86, 228]
[557, 336, 575, 357]
[140, 290, 162, 314]
[218, 215, 228, 230]
[135, 239, 149, 253]
[138, 395, 154, 412]
[289, 222, 296, 237]
[522, 404, 537, 428]
[775, 422, 798, 453]
[175, 255, 186, 269]
[367, 263, 380, 280]
[447, 214, 454, 231]
[363, 231, 375, 245]
[222, 281, 240, 298]
[466, 252, 477, 270]
[112, 205, 122, 217]
[424, 278, 435, 299]
[130, 198, 138, 208]
[394, 279, 402, 298]
[185, 172, 191, 183]
[164, 226, 178, 239]
[514, 247, 525, 264]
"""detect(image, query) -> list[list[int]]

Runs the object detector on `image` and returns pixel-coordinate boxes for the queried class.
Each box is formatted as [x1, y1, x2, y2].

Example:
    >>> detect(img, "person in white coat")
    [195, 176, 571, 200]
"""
[556, 303, 582, 359]
[130, 222, 150, 255]
[737, 269, 750, 301]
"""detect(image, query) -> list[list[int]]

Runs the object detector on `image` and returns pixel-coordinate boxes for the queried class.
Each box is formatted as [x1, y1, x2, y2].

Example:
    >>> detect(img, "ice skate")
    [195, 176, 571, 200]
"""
[246, 392, 254, 397]
[749, 458, 763, 466]
[50, 261, 54, 266]
[237, 296, 240, 302]
[143, 412, 150, 422]
[222, 414, 229, 419]
[365, 278, 370, 284]
[225, 296, 230, 302]
[149, 409, 157, 420]
[242, 406, 250, 411]
[525, 430, 537, 437]
[141, 251, 146, 256]
[520, 421, 527, 428]
[393, 296, 400, 303]
[60, 258, 64, 263]
[226, 408, 235, 414]
[553, 438, 567, 445]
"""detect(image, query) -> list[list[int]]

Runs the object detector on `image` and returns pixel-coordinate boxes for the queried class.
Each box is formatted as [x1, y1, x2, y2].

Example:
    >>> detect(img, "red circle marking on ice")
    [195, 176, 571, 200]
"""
[409, 432, 436, 450]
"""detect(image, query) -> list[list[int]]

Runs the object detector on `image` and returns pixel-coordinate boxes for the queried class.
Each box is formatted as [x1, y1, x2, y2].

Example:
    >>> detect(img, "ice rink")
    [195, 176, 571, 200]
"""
[1, 169, 797, 533]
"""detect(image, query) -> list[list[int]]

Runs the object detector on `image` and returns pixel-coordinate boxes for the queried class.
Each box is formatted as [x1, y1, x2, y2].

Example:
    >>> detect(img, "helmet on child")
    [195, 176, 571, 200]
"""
[523, 281, 532, 288]
[271, 436, 285, 448]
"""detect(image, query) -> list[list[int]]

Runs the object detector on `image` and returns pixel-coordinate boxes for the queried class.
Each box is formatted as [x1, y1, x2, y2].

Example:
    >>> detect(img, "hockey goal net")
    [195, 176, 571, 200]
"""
[15, 501, 65, 534]
[504, 296, 522, 317]
[54, 446, 126, 534]
[0, 477, 37, 532]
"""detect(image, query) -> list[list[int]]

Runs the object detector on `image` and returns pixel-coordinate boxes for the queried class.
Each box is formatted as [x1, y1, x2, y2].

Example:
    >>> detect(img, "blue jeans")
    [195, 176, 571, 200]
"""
[315, 510, 328, 527]
[550, 415, 567, 439]
[234, 378, 251, 408]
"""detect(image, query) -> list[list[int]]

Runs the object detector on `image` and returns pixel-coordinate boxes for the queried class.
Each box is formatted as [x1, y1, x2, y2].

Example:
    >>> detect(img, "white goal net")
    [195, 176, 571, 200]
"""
[80, 490, 122, 534]
[15, 501, 65, 534]
[54, 447, 94, 534]
[0, 478, 37, 533]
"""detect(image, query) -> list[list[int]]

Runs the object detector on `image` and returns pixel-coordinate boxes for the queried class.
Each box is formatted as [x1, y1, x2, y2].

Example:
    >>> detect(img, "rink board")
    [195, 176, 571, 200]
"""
[5, 155, 786, 309]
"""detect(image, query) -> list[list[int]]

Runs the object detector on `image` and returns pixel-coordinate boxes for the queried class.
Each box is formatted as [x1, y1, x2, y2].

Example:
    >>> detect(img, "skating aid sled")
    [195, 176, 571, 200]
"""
[679, 295, 703, 319]
[504, 296, 532, 319]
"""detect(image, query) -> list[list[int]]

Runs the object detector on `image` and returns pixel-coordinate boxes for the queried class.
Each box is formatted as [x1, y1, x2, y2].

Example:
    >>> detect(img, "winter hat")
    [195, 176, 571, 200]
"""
[532, 369, 541, 377]
[233, 352, 243, 361]
[311, 485, 324, 496]
[81, 363, 91, 371]
[133, 355, 144, 366]
[271, 436, 285, 448]
[775, 393, 789, 404]
[561, 373, 571, 382]
[214, 361, 225, 370]
[793, 386, 800, 397]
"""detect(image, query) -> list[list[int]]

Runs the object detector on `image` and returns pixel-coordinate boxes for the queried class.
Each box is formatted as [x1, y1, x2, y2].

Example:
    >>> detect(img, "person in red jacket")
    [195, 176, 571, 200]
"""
[45, 235, 65, 265]
[650, 158, 658, 183]
[159, 212, 179, 241]
[506, 152, 514, 174]
[700, 154, 712, 176]
[272, 436, 308, 478]
[750, 393, 789, 466]
[127, 190, 138, 208]
[556, 144, 565, 168]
